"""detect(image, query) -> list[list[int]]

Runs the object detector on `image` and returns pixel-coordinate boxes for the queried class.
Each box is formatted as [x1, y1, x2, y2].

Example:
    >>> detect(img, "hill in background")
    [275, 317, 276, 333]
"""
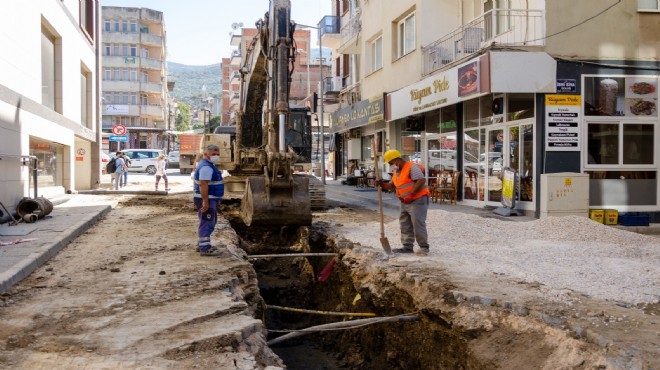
[167, 62, 221, 98]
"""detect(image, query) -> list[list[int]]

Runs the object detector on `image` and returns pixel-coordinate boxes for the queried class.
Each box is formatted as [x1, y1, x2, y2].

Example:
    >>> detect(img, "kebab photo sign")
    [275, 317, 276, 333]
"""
[545, 94, 581, 151]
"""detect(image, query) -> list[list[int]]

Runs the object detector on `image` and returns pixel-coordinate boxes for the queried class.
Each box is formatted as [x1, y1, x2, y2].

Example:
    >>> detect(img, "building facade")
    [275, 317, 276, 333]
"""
[100, 6, 168, 152]
[0, 0, 100, 209]
[325, 0, 660, 220]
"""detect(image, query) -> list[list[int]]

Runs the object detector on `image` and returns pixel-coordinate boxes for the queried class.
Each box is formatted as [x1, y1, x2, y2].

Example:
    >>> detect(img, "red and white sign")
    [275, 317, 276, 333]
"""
[112, 124, 127, 135]
[76, 148, 86, 155]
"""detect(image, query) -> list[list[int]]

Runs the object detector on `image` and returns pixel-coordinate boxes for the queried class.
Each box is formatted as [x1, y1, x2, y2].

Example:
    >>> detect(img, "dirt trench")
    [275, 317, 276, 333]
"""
[0, 194, 648, 369]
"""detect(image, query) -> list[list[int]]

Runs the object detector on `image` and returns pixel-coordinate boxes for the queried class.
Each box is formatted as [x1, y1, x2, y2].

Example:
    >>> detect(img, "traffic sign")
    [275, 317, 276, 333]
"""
[112, 124, 127, 135]
[109, 135, 128, 142]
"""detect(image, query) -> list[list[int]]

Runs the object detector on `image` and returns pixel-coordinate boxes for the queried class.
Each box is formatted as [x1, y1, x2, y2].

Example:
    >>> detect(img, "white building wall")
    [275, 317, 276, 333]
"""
[0, 1, 98, 209]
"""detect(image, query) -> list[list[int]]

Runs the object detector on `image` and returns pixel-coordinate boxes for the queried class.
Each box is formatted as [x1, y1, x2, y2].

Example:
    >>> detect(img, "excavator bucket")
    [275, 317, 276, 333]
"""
[240, 175, 311, 226]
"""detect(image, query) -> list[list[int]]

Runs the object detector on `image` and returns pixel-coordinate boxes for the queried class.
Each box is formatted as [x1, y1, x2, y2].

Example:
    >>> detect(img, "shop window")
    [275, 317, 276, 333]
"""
[361, 135, 374, 161]
[588, 121, 654, 166]
[464, 98, 480, 128]
[587, 123, 619, 165]
[624, 124, 654, 164]
[479, 94, 496, 125]
[441, 105, 457, 133]
[425, 110, 440, 133]
[507, 93, 534, 121]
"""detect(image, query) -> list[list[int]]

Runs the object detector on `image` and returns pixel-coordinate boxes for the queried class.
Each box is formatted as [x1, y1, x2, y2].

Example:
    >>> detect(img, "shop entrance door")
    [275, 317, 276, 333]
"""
[485, 128, 505, 203]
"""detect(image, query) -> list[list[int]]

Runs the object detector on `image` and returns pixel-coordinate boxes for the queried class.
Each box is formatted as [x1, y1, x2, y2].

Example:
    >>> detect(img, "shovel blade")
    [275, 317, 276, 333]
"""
[380, 237, 392, 254]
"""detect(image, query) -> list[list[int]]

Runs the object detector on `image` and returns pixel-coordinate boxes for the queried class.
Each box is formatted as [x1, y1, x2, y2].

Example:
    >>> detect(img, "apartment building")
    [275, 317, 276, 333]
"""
[100, 6, 168, 152]
[0, 1, 100, 209]
[324, 0, 660, 219]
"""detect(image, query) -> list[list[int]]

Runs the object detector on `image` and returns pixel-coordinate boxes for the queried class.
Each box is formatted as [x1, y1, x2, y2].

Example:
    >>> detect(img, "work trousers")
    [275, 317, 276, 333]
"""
[194, 198, 219, 250]
[399, 195, 429, 249]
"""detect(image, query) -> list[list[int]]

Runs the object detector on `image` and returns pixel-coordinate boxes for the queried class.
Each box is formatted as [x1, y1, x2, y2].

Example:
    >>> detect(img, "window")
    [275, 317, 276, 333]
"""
[122, 92, 129, 104]
[122, 21, 128, 32]
[81, 65, 92, 128]
[121, 69, 129, 81]
[397, 13, 416, 58]
[370, 36, 382, 72]
[104, 20, 111, 32]
[130, 21, 137, 33]
[113, 69, 120, 80]
[80, 0, 95, 40]
[130, 69, 137, 81]
[113, 44, 119, 56]
[130, 93, 137, 105]
[122, 44, 128, 56]
[104, 68, 111, 80]
[104, 43, 111, 56]
[130, 44, 137, 56]
[41, 25, 60, 112]
[638, 0, 660, 10]
[114, 20, 119, 32]
[587, 122, 654, 165]
[104, 93, 112, 104]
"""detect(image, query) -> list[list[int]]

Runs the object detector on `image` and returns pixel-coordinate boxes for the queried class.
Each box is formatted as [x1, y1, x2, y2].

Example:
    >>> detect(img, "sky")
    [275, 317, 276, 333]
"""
[101, 0, 332, 66]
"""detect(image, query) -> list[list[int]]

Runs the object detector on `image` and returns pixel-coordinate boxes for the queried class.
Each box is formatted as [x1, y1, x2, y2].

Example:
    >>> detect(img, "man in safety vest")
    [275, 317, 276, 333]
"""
[378, 149, 430, 255]
[193, 144, 225, 256]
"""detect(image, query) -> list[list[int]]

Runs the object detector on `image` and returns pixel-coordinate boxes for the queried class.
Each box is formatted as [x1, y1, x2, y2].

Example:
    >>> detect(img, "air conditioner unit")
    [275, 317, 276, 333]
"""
[330, 76, 343, 91]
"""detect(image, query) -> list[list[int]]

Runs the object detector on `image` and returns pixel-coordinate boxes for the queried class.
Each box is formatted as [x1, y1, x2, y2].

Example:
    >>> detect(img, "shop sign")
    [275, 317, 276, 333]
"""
[125, 57, 136, 64]
[389, 63, 461, 121]
[75, 156, 84, 161]
[556, 79, 576, 93]
[105, 105, 129, 115]
[545, 95, 581, 151]
[330, 95, 383, 132]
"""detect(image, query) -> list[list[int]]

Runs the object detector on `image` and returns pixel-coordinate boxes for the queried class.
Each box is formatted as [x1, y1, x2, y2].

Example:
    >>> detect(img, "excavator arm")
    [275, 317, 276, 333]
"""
[235, 0, 311, 226]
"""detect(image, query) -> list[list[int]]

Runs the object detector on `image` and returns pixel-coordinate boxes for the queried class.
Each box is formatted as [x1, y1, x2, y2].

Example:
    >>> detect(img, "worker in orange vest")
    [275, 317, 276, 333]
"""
[378, 149, 430, 255]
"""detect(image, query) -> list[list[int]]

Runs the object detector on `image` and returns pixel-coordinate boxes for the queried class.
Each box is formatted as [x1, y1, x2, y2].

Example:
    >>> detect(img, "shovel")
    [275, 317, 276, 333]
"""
[372, 140, 392, 255]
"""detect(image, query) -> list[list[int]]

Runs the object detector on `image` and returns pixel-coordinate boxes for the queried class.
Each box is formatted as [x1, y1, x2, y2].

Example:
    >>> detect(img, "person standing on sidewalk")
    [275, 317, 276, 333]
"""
[119, 153, 131, 187]
[378, 149, 430, 255]
[111, 152, 126, 191]
[193, 144, 224, 256]
[155, 154, 169, 191]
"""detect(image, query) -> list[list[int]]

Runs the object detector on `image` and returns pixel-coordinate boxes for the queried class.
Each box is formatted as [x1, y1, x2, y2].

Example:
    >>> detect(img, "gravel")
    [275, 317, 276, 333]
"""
[338, 211, 660, 305]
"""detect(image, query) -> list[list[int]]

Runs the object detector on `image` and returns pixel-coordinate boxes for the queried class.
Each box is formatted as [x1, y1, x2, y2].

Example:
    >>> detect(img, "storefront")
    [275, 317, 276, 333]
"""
[330, 95, 385, 178]
[554, 60, 660, 218]
[387, 51, 556, 213]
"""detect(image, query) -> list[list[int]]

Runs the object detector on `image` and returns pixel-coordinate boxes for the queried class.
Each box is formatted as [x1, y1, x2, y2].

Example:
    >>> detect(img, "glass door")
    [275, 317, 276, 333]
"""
[485, 128, 504, 203]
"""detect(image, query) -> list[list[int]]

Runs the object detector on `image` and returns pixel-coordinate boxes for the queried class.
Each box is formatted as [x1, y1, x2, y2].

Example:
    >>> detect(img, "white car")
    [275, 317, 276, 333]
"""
[101, 151, 110, 174]
[121, 149, 164, 175]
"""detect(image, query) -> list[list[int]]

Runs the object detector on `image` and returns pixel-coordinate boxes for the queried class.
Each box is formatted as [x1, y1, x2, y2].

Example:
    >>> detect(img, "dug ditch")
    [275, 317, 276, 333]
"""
[226, 210, 607, 370]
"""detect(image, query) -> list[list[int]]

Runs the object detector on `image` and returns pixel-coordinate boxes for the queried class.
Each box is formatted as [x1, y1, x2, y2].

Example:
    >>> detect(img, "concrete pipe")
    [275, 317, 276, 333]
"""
[22, 213, 38, 223]
[16, 197, 54, 220]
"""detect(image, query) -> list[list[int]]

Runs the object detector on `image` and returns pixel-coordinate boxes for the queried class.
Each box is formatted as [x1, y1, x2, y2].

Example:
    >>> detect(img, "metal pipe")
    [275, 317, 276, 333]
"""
[267, 314, 419, 346]
[248, 252, 337, 259]
[266, 304, 376, 317]
[279, 113, 286, 152]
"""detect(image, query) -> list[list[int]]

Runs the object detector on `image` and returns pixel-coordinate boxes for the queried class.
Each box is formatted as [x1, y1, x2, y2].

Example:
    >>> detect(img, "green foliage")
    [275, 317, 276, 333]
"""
[192, 122, 205, 130]
[168, 62, 220, 99]
[175, 103, 192, 131]
[209, 116, 221, 133]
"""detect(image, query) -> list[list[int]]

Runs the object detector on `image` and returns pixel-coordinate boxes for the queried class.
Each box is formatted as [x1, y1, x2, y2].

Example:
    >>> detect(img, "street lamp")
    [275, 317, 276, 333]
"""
[296, 23, 325, 184]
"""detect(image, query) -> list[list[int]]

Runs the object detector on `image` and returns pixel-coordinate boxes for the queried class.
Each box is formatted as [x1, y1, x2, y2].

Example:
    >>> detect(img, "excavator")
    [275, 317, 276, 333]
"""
[215, 0, 319, 226]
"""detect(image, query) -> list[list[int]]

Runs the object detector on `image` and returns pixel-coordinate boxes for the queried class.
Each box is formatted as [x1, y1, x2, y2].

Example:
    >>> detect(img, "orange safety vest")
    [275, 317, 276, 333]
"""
[392, 162, 430, 200]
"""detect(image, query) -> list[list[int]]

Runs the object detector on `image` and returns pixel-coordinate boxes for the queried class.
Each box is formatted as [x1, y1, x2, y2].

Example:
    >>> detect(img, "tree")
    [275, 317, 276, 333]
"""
[209, 116, 221, 133]
[175, 103, 191, 131]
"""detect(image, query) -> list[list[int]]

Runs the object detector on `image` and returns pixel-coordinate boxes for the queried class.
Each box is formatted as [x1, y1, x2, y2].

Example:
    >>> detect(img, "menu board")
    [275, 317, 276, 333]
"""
[546, 95, 581, 151]
[584, 76, 657, 117]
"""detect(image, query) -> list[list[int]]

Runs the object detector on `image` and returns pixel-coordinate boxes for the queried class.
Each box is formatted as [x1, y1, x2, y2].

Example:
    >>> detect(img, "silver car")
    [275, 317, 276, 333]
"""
[167, 151, 180, 168]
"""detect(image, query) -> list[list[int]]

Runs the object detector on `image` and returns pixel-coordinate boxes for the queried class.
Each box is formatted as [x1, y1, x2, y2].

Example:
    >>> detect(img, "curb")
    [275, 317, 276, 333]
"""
[0, 205, 112, 294]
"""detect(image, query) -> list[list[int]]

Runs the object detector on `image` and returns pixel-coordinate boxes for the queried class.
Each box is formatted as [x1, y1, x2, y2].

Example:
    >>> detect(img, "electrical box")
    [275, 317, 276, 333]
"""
[347, 138, 361, 160]
[540, 172, 589, 218]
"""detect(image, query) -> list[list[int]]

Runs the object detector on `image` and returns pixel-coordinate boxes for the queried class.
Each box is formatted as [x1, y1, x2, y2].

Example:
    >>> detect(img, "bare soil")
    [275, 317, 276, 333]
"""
[0, 193, 656, 369]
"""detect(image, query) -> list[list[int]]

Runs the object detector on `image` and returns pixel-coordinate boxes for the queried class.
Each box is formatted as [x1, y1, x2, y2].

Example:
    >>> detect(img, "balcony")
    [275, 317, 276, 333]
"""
[230, 49, 242, 66]
[339, 10, 361, 54]
[319, 15, 341, 50]
[141, 33, 164, 47]
[230, 71, 241, 85]
[102, 56, 163, 71]
[422, 8, 545, 76]
[339, 81, 360, 106]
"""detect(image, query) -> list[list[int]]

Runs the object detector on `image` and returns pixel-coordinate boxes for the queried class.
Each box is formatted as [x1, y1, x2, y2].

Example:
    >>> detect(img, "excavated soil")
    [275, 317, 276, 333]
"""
[0, 194, 656, 369]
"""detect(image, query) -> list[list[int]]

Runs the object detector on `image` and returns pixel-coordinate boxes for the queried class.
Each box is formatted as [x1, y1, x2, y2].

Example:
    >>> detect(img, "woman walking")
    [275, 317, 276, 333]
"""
[155, 154, 169, 191]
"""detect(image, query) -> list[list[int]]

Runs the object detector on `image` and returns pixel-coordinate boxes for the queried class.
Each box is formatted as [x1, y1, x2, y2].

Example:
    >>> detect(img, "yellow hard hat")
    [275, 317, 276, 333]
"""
[383, 149, 401, 163]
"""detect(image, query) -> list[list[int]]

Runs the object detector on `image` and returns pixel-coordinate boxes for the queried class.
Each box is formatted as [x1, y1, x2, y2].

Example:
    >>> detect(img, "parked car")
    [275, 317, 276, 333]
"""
[121, 149, 164, 174]
[167, 151, 180, 168]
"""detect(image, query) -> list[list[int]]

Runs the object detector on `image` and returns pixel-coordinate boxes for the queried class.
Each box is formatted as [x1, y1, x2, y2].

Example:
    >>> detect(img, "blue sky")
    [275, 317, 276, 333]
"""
[101, 0, 332, 66]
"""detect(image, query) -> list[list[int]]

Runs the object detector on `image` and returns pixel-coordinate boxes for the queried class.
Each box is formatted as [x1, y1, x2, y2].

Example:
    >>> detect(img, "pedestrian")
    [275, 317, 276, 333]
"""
[193, 144, 224, 256]
[378, 149, 431, 255]
[120, 153, 131, 187]
[111, 152, 126, 191]
[155, 154, 169, 191]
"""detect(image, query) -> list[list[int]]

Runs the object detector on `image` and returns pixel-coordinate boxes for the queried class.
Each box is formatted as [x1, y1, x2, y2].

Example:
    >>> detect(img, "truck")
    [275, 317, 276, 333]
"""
[178, 133, 204, 175]
[201, 0, 322, 227]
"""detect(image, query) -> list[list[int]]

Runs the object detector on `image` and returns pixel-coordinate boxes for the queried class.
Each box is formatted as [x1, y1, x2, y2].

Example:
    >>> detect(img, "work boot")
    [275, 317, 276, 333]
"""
[200, 246, 223, 257]
[392, 247, 414, 254]
[416, 247, 430, 256]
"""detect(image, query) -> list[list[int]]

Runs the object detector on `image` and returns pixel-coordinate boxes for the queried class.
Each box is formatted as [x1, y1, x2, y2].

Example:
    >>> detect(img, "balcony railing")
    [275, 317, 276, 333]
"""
[340, 10, 361, 47]
[422, 9, 545, 76]
[318, 15, 340, 36]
